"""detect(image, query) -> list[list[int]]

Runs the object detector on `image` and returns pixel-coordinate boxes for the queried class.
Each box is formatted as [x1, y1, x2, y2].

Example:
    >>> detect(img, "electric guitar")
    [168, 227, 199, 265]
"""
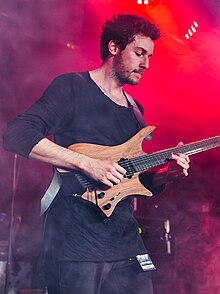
[60, 126, 220, 217]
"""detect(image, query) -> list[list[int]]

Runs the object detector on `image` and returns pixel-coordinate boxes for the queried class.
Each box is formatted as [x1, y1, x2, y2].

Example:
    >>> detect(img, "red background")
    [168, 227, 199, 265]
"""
[0, 1, 220, 292]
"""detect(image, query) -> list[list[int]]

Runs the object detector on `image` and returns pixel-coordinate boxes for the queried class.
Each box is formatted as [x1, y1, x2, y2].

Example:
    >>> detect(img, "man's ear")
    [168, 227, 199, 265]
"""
[108, 40, 120, 56]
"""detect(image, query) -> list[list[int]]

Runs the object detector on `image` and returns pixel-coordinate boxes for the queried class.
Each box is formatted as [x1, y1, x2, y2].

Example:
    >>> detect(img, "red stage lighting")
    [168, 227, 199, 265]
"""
[185, 21, 199, 40]
[137, 0, 149, 4]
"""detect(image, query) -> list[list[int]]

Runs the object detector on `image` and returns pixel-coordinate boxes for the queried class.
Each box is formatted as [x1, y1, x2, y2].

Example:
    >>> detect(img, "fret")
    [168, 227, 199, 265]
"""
[131, 136, 220, 172]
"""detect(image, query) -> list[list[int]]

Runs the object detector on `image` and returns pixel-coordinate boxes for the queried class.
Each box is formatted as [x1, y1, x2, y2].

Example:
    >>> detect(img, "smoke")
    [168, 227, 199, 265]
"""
[0, 0, 87, 289]
[0, 0, 220, 292]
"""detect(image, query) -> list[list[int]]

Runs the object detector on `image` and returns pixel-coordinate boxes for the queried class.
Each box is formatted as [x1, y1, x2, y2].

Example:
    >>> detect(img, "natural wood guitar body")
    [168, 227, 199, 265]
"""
[67, 126, 155, 217]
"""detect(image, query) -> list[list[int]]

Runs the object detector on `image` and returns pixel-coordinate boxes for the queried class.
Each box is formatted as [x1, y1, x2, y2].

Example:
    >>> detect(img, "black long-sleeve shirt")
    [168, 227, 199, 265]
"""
[4, 72, 148, 262]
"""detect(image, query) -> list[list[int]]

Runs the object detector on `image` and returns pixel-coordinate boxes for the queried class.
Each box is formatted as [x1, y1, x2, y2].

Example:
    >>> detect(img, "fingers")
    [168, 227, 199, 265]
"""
[101, 163, 126, 187]
[85, 159, 126, 188]
[171, 153, 190, 166]
[171, 154, 190, 175]
[171, 142, 190, 176]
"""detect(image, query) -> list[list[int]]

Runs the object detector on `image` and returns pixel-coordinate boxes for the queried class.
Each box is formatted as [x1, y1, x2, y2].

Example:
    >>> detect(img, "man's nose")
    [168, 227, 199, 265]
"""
[140, 57, 149, 69]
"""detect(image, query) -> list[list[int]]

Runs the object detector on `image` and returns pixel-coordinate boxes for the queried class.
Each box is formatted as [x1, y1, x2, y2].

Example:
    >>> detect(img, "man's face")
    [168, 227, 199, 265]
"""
[113, 34, 154, 85]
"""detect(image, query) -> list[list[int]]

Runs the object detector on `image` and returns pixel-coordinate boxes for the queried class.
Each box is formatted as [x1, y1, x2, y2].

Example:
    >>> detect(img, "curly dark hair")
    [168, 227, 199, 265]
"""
[100, 14, 161, 62]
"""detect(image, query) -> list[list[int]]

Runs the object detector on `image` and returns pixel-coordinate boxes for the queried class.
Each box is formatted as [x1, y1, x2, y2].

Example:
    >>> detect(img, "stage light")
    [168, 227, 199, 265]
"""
[193, 21, 198, 28]
[188, 29, 193, 36]
[191, 27, 196, 33]
[137, 0, 149, 4]
[185, 21, 199, 40]
[66, 42, 74, 49]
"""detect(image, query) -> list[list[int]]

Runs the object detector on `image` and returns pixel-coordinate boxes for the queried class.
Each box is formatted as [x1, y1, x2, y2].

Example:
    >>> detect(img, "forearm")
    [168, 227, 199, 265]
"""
[29, 138, 87, 171]
[29, 138, 126, 187]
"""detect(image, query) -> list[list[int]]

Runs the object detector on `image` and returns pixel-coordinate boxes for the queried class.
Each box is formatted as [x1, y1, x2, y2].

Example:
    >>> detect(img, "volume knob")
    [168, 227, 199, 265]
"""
[103, 203, 111, 210]
[98, 192, 105, 199]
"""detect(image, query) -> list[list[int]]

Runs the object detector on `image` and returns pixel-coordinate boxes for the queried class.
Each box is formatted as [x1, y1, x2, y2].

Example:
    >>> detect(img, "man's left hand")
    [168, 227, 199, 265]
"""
[170, 142, 190, 177]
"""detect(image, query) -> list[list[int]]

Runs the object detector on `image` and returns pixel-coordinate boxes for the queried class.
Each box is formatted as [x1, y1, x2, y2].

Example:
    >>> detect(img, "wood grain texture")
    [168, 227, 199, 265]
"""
[67, 126, 155, 217]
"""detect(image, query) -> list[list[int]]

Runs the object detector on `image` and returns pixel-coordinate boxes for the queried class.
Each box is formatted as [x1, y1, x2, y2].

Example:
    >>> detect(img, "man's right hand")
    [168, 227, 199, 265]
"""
[79, 155, 126, 188]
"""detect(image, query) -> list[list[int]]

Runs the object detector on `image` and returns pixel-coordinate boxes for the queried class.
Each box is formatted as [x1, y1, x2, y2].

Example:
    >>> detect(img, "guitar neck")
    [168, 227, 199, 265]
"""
[131, 136, 220, 172]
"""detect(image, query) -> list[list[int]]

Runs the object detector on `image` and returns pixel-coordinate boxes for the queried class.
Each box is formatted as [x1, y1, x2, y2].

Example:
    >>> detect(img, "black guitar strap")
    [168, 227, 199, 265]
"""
[124, 92, 152, 141]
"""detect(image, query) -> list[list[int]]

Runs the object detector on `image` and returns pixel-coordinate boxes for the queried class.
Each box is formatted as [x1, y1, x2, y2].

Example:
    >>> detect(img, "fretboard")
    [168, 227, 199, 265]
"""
[131, 136, 220, 172]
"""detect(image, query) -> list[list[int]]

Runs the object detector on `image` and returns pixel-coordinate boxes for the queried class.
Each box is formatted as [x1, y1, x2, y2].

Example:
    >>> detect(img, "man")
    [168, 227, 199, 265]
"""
[3, 14, 189, 294]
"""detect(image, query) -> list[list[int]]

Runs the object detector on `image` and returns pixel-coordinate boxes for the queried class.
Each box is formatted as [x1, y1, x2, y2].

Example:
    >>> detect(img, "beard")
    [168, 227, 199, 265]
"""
[112, 54, 140, 86]
[115, 72, 139, 86]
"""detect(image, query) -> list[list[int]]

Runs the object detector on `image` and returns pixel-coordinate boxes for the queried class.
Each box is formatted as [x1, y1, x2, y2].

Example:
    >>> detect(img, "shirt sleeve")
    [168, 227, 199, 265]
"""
[139, 170, 166, 195]
[3, 74, 75, 157]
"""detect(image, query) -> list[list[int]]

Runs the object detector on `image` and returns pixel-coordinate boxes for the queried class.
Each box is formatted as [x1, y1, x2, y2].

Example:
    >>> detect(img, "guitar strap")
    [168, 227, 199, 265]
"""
[41, 92, 152, 215]
[124, 92, 152, 141]
[40, 168, 62, 215]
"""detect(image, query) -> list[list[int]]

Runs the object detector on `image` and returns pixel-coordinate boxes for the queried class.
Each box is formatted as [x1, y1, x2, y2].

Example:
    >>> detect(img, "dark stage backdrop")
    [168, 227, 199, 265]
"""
[0, 0, 220, 293]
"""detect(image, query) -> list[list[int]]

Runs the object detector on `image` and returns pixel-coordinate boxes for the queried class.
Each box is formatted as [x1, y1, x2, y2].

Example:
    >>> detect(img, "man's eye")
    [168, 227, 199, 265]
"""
[136, 52, 143, 57]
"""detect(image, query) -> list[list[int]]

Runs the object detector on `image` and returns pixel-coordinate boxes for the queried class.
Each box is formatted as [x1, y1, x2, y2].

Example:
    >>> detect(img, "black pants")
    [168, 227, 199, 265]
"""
[47, 258, 154, 294]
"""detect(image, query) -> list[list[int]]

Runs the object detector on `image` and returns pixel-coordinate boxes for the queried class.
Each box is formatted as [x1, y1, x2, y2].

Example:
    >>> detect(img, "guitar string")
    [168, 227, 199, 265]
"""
[123, 141, 220, 170]
[129, 144, 218, 172]
[73, 137, 220, 190]
[119, 137, 220, 173]
[135, 137, 220, 163]
[128, 136, 220, 165]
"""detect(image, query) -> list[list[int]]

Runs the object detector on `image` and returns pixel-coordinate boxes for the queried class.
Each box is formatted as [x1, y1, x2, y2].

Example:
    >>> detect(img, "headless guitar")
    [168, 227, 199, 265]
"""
[57, 126, 220, 217]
